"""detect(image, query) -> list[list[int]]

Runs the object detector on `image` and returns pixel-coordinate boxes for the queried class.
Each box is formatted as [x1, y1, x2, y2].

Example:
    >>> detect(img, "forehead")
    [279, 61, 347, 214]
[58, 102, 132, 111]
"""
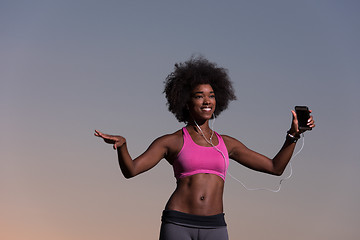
[191, 84, 214, 93]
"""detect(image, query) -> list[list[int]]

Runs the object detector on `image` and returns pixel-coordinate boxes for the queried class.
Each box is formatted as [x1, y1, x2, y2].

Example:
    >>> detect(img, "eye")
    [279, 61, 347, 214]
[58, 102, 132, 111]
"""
[210, 95, 215, 98]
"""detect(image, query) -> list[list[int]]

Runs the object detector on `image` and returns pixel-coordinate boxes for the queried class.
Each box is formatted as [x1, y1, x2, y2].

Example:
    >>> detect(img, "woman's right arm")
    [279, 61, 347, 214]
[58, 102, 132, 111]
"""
[94, 130, 171, 178]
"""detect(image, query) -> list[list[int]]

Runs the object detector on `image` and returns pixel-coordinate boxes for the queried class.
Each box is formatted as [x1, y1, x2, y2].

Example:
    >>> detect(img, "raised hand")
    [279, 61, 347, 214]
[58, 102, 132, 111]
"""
[94, 130, 126, 149]
[288, 110, 315, 136]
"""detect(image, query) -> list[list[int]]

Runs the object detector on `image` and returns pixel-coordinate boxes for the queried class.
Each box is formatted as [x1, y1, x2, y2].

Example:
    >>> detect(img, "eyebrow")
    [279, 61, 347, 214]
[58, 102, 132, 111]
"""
[193, 91, 215, 94]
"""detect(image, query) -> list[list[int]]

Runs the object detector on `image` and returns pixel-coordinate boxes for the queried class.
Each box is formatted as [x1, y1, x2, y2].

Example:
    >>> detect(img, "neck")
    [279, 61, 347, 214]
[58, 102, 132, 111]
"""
[188, 119, 210, 129]
[188, 119, 215, 144]
[188, 121, 214, 141]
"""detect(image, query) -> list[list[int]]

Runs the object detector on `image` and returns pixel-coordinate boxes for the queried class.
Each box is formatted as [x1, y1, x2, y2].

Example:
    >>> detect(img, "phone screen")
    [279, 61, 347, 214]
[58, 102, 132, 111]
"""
[295, 106, 311, 130]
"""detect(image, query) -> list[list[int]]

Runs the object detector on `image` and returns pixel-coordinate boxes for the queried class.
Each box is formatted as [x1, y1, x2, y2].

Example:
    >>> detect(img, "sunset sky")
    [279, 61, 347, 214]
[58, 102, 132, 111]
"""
[1, 0, 359, 239]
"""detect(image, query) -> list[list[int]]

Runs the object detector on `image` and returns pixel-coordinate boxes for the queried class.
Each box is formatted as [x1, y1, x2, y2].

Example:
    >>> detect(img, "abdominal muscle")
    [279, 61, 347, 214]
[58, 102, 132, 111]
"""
[164, 173, 225, 216]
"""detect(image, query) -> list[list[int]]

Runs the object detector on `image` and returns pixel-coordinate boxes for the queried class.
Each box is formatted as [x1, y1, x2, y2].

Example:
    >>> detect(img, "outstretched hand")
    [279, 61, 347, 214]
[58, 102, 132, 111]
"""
[288, 110, 315, 136]
[94, 130, 126, 149]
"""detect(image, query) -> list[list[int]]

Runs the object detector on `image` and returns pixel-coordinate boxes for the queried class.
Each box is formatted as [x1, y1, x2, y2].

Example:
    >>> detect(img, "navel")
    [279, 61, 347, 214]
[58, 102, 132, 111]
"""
[200, 196, 205, 201]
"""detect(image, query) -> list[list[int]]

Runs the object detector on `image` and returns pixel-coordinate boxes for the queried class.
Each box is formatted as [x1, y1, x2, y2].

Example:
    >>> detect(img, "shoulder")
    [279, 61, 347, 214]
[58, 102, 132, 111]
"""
[155, 129, 184, 160]
[220, 134, 238, 144]
[157, 129, 183, 141]
[153, 129, 183, 149]
[143, 129, 183, 158]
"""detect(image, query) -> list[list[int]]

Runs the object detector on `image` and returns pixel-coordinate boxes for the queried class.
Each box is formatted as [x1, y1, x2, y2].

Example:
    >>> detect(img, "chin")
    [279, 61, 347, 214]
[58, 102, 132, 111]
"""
[197, 113, 214, 120]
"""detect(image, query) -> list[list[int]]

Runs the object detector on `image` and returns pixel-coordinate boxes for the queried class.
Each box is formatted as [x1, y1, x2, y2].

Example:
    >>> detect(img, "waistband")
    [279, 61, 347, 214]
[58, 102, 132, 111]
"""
[161, 210, 227, 228]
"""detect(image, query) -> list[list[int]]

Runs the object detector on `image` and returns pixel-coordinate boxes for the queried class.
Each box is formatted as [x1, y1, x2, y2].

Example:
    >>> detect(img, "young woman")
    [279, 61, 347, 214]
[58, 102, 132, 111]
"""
[94, 56, 315, 240]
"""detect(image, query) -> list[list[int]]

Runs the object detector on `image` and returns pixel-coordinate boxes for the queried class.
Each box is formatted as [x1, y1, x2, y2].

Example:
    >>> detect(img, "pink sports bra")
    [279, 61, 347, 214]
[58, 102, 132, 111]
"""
[173, 127, 229, 181]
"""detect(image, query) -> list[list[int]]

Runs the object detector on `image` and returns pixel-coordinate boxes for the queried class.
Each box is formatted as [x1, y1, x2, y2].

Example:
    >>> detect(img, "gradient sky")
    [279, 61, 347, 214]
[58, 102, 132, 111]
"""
[1, 0, 359, 239]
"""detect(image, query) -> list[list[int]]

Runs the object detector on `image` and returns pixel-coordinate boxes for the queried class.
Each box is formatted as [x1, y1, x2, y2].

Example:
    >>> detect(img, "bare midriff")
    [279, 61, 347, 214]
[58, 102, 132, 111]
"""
[165, 173, 224, 216]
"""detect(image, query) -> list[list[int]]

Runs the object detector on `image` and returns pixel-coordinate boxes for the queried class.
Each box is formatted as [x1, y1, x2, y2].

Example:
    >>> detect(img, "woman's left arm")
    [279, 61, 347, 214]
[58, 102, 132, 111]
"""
[223, 110, 315, 176]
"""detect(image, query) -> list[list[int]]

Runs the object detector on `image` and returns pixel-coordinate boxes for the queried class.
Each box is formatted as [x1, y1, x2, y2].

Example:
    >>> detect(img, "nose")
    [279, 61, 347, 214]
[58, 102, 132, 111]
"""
[203, 97, 210, 105]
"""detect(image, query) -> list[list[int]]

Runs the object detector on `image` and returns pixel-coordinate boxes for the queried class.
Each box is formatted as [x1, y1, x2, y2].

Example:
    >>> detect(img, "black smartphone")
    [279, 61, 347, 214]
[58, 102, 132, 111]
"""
[295, 106, 312, 131]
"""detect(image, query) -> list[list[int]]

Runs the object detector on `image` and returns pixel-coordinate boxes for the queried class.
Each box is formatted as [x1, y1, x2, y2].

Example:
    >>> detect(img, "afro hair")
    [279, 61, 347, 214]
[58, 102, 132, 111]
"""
[163, 56, 236, 123]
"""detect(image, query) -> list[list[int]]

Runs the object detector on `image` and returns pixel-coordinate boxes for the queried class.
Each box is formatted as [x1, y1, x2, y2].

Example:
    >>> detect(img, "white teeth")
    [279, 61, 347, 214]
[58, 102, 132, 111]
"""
[202, 108, 212, 111]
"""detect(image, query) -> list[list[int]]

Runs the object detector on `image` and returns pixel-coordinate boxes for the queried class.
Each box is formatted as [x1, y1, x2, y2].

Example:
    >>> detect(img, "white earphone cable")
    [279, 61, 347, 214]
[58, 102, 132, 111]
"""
[194, 115, 305, 192]
[227, 134, 304, 192]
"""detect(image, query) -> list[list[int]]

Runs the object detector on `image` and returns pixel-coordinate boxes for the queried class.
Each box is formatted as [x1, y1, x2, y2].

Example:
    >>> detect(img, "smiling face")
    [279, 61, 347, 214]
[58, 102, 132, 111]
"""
[188, 84, 216, 122]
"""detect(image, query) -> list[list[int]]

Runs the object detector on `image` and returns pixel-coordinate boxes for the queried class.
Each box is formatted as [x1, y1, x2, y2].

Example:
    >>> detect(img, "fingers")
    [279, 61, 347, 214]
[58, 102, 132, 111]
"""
[94, 130, 124, 148]
[94, 130, 113, 143]
[307, 113, 315, 128]
[94, 129, 106, 137]
[94, 129, 102, 137]
[94, 130, 110, 139]
[299, 109, 315, 132]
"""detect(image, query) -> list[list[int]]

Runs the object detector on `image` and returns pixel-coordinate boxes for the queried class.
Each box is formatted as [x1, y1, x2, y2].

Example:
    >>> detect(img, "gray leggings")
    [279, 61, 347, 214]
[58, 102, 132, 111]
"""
[159, 222, 229, 240]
